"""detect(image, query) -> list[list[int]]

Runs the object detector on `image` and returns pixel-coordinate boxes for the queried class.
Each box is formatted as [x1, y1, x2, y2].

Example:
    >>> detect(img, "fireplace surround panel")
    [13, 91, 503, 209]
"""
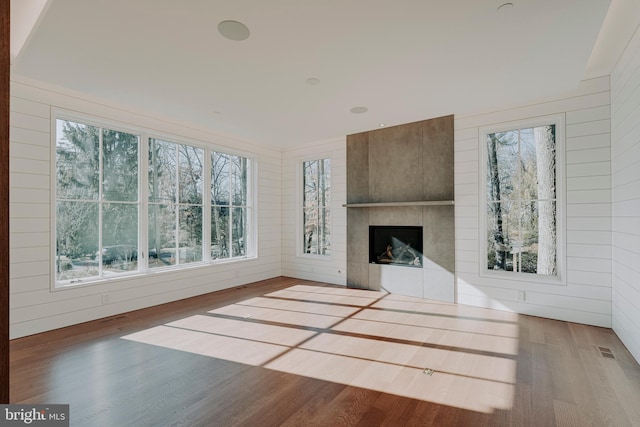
[346, 114, 455, 301]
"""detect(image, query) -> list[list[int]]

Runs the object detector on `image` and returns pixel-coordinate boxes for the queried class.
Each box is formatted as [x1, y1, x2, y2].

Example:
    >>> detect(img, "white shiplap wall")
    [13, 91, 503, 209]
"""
[610, 25, 640, 363]
[9, 77, 282, 339]
[454, 77, 613, 327]
[281, 138, 346, 285]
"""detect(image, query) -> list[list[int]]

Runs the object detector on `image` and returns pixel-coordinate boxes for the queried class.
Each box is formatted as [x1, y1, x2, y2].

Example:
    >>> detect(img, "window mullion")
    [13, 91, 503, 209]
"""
[139, 134, 149, 272]
[517, 129, 522, 263]
[203, 149, 211, 263]
[317, 161, 321, 254]
[228, 157, 234, 258]
[98, 128, 104, 276]
[174, 144, 180, 265]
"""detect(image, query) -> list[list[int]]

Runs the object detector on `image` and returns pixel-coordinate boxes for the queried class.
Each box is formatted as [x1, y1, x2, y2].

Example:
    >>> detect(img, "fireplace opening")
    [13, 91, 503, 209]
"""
[369, 226, 423, 268]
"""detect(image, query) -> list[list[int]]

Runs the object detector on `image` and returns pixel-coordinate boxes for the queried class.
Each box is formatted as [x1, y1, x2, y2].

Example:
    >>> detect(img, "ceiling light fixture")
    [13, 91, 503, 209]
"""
[379, 123, 386, 127]
[306, 77, 321, 86]
[218, 20, 250, 41]
[350, 106, 368, 114]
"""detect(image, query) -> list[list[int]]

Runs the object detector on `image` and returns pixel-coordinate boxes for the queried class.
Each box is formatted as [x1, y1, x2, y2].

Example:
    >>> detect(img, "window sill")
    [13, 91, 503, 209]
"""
[53, 256, 258, 291]
[297, 253, 333, 261]
[479, 269, 565, 286]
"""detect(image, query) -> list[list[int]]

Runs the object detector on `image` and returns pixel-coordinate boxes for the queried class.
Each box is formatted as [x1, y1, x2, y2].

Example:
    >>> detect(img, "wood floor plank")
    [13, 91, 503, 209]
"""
[9, 276, 640, 426]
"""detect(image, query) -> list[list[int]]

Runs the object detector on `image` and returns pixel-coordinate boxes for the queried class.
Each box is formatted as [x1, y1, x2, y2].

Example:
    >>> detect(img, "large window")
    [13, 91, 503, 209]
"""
[211, 152, 250, 260]
[302, 158, 331, 255]
[482, 117, 562, 278]
[148, 138, 204, 268]
[54, 115, 254, 287]
[56, 119, 140, 283]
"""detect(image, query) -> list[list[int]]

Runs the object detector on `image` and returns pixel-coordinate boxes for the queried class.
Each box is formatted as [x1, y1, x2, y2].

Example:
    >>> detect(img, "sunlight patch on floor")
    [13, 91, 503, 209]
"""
[123, 324, 291, 366]
[121, 284, 518, 414]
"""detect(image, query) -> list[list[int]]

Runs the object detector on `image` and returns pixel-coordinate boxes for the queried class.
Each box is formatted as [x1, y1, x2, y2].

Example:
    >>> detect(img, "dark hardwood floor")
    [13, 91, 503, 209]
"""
[10, 277, 640, 426]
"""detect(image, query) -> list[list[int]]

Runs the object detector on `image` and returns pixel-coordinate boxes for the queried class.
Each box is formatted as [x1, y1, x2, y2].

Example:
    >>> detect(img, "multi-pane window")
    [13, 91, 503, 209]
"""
[54, 116, 255, 287]
[485, 122, 558, 276]
[148, 138, 204, 268]
[211, 152, 250, 260]
[303, 159, 331, 255]
[55, 119, 139, 282]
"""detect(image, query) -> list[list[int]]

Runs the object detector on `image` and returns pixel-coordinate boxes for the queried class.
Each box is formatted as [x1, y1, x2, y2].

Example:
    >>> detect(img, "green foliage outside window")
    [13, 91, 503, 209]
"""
[55, 117, 252, 286]
[56, 119, 139, 282]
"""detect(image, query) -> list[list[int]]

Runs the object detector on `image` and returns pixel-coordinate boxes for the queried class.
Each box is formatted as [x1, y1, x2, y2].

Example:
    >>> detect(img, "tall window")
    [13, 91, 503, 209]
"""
[303, 159, 331, 255]
[211, 152, 250, 260]
[484, 120, 559, 276]
[55, 119, 139, 282]
[148, 138, 204, 268]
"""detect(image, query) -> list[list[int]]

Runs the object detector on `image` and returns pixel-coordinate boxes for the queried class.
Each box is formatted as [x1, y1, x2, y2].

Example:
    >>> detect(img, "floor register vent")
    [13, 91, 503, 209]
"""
[598, 346, 615, 359]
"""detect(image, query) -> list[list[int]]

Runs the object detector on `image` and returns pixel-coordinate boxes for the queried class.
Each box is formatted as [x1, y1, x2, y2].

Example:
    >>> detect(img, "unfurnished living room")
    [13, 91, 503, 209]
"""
[2, 1, 640, 426]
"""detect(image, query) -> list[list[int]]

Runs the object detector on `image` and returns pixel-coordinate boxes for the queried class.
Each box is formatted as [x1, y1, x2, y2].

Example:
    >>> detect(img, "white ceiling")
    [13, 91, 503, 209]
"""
[11, 0, 620, 148]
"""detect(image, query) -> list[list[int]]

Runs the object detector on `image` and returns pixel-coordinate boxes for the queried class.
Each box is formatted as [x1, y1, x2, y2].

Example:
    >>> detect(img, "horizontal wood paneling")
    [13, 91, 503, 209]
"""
[454, 76, 612, 327]
[566, 147, 610, 164]
[611, 23, 640, 364]
[567, 161, 611, 177]
[9, 81, 282, 338]
[567, 243, 611, 259]
[566, 133, 611, 151]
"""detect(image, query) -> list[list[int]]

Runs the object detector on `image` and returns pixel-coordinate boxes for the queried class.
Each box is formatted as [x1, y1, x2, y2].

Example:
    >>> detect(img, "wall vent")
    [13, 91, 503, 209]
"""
[102, 315, 127, 323]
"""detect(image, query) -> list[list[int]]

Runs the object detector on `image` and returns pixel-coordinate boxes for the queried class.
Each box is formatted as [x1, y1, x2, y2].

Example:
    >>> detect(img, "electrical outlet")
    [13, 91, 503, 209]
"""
[102, 294, 110, 305]
[517, 291, 525, 301]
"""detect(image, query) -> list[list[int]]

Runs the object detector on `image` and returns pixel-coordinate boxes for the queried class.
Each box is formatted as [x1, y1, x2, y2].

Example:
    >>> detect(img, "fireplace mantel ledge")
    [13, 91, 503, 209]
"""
[342, 200, 454, 208]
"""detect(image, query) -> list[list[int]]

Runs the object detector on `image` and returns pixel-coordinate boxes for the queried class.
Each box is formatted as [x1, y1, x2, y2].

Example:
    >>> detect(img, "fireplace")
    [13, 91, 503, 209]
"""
[369, 226, 423, 268]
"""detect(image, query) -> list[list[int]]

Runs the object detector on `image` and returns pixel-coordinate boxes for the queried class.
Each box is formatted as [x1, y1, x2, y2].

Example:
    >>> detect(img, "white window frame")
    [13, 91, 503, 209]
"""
[297, 156, 332, 259]
[52, 112, 144, 288]
[146, 136, 207, 269]
[208, 150, 256, 262]
[51, 110, 257, 290]
[479, 114, 565, 285]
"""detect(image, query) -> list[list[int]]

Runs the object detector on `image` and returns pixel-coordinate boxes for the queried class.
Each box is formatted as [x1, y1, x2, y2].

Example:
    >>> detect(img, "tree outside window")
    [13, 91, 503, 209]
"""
[56, 119, 139, 282]
[486, 124, 557, 276]
[148, 138, 204, 268]
[303, 159, 331, 255]
[211, 152, 250, 260]
[55, 116, 255, 287]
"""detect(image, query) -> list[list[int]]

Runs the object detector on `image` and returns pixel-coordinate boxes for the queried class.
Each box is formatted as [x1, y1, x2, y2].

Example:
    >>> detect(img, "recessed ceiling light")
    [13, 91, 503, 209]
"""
[218, 20, 250, 41]
[379, 123, 386, 127]
[306, 77, 321, 86]
[350, 106, 368, 114]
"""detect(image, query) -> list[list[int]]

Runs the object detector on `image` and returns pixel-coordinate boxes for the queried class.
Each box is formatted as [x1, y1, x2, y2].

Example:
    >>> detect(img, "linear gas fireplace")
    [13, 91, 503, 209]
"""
[369, 226, 423, 268]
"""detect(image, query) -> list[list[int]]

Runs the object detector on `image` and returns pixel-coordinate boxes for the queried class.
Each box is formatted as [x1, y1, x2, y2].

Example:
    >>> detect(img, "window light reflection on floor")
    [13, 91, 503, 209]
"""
[121, 284, 519, 414]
